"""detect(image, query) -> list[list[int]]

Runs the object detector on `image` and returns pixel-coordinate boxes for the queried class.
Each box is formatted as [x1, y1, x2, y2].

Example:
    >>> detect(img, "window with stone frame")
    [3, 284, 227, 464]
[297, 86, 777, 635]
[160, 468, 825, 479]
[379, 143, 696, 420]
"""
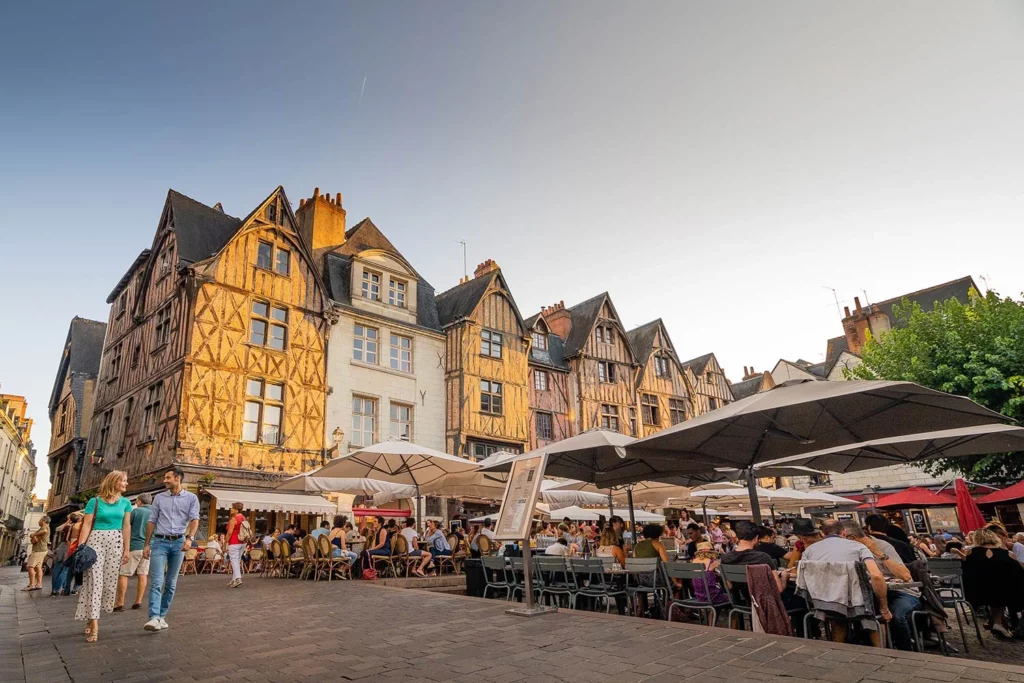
[388, 278, 407, 308]
[389, 334, 412, 372]
[480, 380, 503, 414]
[353, 324, 379, 364]
[361, 269, 382, 301]
[389, 402, 413, 441]
[669, 398, 687, 425]
[600, 404, 619, 431]
[351, 397, 377, 447]
[242, 378, 284, 445]
[481, 330, 502, 359]
[641, 394, 660, 426]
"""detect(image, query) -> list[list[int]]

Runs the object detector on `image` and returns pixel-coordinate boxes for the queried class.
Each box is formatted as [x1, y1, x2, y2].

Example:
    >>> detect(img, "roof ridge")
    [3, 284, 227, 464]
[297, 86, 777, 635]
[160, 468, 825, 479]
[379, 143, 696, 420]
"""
[434, 272, 489, 299]
[168, 188, 239, 220]
[567, 291, 608, 312]
[874, 276, 975, 308]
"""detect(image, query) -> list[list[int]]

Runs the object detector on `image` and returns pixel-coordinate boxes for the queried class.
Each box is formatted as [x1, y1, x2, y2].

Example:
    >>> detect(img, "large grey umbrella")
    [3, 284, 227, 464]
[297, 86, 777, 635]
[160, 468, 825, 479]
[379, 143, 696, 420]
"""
[625, 379, 1010, 521]
[757, 423, 1024, 474]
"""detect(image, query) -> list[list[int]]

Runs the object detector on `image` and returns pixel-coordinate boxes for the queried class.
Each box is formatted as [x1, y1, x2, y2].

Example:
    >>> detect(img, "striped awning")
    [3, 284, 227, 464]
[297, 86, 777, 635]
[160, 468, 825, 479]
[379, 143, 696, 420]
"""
[204, 488, 335, 515]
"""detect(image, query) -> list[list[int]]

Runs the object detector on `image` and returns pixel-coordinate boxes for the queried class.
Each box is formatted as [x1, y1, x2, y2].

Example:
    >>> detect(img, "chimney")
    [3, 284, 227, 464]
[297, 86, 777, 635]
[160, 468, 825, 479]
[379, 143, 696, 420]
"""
[853, 296, 862, 313]
[296, 186, 347, 251]
[474, 259, 500, 279]
[541, 300, 571, 340]
[843, 305, 851, 318]
[742, 366, 760, 381]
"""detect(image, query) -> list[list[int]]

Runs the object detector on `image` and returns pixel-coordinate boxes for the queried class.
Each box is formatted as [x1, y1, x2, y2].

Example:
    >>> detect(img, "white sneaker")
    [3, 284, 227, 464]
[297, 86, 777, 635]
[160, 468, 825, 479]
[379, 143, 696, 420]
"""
[144, 618, 162, 632]
[159, 617, 168, 630]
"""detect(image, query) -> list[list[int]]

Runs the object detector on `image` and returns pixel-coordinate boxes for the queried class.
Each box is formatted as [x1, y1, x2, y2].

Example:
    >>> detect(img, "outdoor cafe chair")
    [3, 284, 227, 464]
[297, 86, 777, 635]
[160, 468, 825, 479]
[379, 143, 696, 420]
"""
[623, 558, 665, 618]
[200, 548, 224, 575]
[798, 561, 893, 649]
[247, 547, 265, 575]
[719, 563, 807, 631]
[278, 538, 303, 578]
[569, 558, 627, 613]
[436, 534, 463, 575]
[477, 534, 494, 556]
[924, 558, 984, 653]
[370, 536, 398, 578]
[663, 561, 719, 627]
[316, 535, 350, 581]
[534, 556, 576, 607]
[180, 548, 199, 575]
[480, 556, 511, 600]
[507, 557, 531, 602]
[392, 534, 418, 577]
[299, 536, 318, 580]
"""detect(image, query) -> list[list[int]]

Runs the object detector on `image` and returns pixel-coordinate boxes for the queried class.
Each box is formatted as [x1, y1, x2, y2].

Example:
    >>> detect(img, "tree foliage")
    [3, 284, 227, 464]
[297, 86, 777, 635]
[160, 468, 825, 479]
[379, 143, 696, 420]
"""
[847, 289, 1024, 483]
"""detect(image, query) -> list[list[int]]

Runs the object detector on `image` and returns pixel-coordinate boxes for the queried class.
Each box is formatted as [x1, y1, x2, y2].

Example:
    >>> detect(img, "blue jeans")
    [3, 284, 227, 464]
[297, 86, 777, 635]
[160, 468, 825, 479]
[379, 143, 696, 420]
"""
[887, 590, 922, 651]
[51, 561, 68, 595]
[148, 538, 186, 619]
[332, 549, 358, 563]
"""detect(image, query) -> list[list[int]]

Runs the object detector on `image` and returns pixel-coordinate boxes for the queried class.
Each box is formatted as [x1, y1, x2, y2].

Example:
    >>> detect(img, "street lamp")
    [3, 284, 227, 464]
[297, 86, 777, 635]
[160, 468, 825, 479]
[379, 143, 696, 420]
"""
[861, 485, 880, 510]
[332, 427, 344, 449]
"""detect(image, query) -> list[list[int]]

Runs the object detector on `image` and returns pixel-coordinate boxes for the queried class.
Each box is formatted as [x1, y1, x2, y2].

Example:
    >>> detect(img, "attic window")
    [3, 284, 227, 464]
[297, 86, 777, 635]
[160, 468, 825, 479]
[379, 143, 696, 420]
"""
[266, 203, 277, 224]
[654, 356, 670, 378]
[388, 278, 406, 308]
[532, 332, 547, 351]
[596, 325, 613, 344]
[157, 250, 172, 279]
[257, 241, 289, 276]
[361, 270, 382, 301]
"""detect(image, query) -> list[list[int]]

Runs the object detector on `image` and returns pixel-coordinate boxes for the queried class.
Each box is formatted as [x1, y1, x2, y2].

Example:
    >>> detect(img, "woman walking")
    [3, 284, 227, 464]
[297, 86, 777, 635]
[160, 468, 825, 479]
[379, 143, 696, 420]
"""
[224, 502, 247, 587]
[74, 470, 132, 643]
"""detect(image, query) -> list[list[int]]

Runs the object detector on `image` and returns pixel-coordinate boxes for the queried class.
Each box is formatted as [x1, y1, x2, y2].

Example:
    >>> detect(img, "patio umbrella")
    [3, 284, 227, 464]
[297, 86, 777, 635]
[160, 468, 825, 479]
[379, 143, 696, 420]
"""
[276, 475, 418, 499]
[625, 380, 1010, 521]
[276, 440, 479, 531]
[547, 506, 666, 523]
[538, 480, 610, 507]
[876, 487, 957, 509]
[954, 478, 986, 534]
[975, 480, 1024, 506]
[757, 424, 1024, 474]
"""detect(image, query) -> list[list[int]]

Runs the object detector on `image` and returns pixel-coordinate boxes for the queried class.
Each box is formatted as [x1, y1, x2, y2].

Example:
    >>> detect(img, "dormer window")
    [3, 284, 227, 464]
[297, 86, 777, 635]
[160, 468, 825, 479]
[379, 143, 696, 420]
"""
[388, 278, 406, 308]
[257, 242, 289, 276]
[266, 203, 277, 224]
[532, 332, 547, 351]
[654, 356, 670, 378]
[157, 250, 172, 279]
[361, 270, 382, 301]
[596, 325, 613, 344]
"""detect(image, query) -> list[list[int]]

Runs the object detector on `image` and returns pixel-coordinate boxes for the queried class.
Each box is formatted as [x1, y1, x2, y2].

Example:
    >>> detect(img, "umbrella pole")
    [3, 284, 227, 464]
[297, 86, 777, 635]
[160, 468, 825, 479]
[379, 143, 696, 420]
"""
[608, 491, 615, 520]
[416, 485, 422, 534]
[702, 500, 708, 524]
[747, 468, 763, 524]
[627, 488, 637, 552]
[770, 505, 777, 526]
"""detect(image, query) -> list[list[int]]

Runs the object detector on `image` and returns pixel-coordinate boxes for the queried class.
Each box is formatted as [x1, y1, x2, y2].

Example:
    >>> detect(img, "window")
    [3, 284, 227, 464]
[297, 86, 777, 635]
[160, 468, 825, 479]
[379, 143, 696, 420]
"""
[116, 292, 127, 317]
[532, 332, 547, 350]
[109, 343, 122, 381]
[351, 397, 377, 447]
[119, 398, 133, 453]
[600, 404, 619, 431]
[157, 250, 172, 278]
[390, 403, 412, 441]
[155, 304, 171, 347]
[598, 361, 616, 383]
[242, 378, 284, 444]
[250, 301, 287, 350]
[708, 397, 719, 411]
[274, 248, 290, 276]
[808, 473, 832, 487]
[669, 398, 687, 425]
[96, 410, 112, 455]
[141, 382, 163, 442]
[353, 325, 379, 364]
[533, 370, 549, 391]
[654, 356, 670, 378]
[628, 407, 638, 436]
[480, 380, 503, 414]
[388, 278, 406, 308]
[257, 242, 289, 276]
[257, 241, 273, 269]
[536, 412, 553, 440]
[131, 343, 141, 369]
[389, 334, 412, 372]
[705, 371, 714, 385]
[481, 330, 502, 358]
[58, 401, 68, 436]
[596, 325, 613, 344]
[266, 203, 277, 224]
[641, 394, 660, 425]
[470, 441, 519, 461]
[361, 270, 381, 301]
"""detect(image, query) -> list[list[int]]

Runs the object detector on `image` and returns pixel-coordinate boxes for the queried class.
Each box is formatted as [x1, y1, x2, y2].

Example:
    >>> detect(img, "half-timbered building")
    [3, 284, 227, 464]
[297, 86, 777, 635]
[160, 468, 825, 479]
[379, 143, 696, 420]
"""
[45, 317, 106, 527]
[436, 260, 530, 460]
[540, 294, 641, 436]
[680, 352, 735, 414]
[82, 187, 332, 499]
[626, 319, 695, 437]
[524, 314, 573, 450]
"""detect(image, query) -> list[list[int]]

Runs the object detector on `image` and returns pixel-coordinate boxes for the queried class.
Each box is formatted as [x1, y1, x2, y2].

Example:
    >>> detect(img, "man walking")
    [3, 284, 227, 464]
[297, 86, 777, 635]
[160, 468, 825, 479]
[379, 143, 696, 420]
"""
[114, 493, 152, 611]
[142, 468, 199, 632]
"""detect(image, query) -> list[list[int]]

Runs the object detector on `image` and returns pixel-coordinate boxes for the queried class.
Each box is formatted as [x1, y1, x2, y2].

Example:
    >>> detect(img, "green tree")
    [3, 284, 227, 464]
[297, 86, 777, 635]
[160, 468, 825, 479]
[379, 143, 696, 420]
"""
[847, 289, 1024, 483]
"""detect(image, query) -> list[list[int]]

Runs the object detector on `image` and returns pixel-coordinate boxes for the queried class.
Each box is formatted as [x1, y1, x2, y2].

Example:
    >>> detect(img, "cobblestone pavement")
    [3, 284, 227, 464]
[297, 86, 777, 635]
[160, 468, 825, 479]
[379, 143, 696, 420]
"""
[3, 567, 1023, 683]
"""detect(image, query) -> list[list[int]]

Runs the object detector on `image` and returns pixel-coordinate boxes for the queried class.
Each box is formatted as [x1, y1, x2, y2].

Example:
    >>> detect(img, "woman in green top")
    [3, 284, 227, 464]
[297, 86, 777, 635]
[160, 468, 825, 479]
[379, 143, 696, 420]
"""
[75, 470, 132, 643]
[632, 524, 670, 616]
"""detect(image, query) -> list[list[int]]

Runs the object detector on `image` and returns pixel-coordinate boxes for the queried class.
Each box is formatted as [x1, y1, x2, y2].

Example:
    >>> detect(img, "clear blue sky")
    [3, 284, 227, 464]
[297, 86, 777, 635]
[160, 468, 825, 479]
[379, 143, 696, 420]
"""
[3, 2, 1024, 497]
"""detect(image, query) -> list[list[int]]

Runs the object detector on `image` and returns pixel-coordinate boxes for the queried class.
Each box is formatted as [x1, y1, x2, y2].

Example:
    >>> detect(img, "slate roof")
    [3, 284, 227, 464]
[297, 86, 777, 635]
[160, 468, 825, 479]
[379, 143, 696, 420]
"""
[166, 189, 243, 267]
[562, 293, 609, 357]
[626, 319, 663, 367]
[48, 317, 107, 417]
[323, 253, 441, 331]
[435, 274, 493, 327]
[874, 276, 977, 327]
[523, 312, 570, 371]
[729, 375, 765, 401]
[106, 249, 152, 303]
[333, 218, 403, 258]
[679, 352, 714, 376]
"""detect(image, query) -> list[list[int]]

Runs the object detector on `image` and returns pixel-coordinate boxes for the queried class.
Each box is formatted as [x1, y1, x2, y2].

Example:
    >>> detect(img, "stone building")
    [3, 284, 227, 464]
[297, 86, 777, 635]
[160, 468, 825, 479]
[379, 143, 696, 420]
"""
[0, 394, 36, 562]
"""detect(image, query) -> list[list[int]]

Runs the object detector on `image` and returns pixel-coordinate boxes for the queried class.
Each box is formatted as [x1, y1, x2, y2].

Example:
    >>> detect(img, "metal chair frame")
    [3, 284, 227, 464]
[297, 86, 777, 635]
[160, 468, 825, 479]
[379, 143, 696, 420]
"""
[624, 558, 665, 618]
[926, 558, 984, 653]
[663, 561, 719, 627]
[570, 558, 627, 613]
[481, 556, 511, 600]
[533, 555, 576, 607]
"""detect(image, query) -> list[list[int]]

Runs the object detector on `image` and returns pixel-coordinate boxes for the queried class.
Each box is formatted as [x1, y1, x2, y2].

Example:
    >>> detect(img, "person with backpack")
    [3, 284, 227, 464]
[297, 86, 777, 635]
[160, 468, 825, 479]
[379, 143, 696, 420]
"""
[224, 501, 250, 588]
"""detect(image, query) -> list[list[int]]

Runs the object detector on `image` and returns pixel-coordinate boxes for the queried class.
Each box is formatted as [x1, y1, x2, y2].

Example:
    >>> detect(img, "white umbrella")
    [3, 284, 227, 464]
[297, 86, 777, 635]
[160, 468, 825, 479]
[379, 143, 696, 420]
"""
[276, 475, 418, 499]
[276, 440, 478, 530]
[547, 505, 665, 523]
[539, 479, 610, 507]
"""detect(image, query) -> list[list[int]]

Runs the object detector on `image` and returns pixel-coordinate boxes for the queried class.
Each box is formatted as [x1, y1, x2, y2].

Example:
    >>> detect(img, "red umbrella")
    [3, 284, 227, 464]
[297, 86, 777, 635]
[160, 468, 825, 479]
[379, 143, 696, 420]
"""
[876, 486, 957, 509]
[954, 478, 986, 533]
[975, 480, 1024, 505]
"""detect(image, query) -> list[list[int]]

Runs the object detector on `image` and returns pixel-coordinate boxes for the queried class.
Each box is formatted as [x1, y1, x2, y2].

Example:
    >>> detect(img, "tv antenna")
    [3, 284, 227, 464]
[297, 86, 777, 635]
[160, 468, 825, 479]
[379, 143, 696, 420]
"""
[455, 240, 467, 279]
[822, 286, 842, 317]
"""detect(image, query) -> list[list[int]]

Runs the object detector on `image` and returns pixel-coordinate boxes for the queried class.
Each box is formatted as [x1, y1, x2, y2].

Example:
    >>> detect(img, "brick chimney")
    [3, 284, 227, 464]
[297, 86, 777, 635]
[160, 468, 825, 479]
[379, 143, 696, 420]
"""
[742, 366, 760, 381]
[474, 259, 500, 279]
[296, 187, 347, 251]
[541, 301, 571, 340]
[841, 296, 874, 356]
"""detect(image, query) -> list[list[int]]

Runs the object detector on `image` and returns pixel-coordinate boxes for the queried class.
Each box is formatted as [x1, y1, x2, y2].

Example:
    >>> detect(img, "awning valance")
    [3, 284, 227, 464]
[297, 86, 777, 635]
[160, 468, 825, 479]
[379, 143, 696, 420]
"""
[204, 488, 335, 515]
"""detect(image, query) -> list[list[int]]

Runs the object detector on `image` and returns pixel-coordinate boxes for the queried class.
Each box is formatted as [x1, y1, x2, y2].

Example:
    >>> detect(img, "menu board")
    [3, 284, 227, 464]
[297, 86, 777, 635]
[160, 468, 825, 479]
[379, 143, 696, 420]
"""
[494, 454, 547, 541]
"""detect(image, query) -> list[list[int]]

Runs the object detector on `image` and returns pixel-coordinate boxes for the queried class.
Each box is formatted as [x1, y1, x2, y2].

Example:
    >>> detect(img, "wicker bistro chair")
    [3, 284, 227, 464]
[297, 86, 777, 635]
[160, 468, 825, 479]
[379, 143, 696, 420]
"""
[180, 548, 199, 575]
[533, 556, 577, 607]
[624, 558, 666, 618]
[392, 534, 417, 577]
[369, 535, 398, 578]
[570, 558, 628, 613]
[200, 547, 224, 575]
[437, 535, 465, 574]
[247, 547, 265, 575]
[277, 539, 303, 578]
[918, 558, 983, 654]
[298, 536, 318, 580]
[663, 562, 719, 627]
[316, 535, 350, 581]
[480, 556, 512, 599]
[477, 534, 494, 556]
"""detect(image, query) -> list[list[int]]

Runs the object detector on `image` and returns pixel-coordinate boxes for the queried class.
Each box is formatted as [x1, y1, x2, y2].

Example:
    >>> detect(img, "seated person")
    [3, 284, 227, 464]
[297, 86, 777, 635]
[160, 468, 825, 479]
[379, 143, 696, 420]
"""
[595, 526, 626, 567]
[424, 519, 452, 560]
[400, 518, 432, 577]
[963, 527, 1024, 639]
[204, 535, 223, 561]
[755, 525, 789, 564]
[470, 518, 496, 557]
[310, 520, 330, 539]
[721, 521, 793, 608]
[366, 516, 393, 560]
[544, 537, 577, 556]
[682, 523, 703, 559]
[940, 540, 966, 560]
[864, 514, 916, 563]
[327, 516, 358, 564]
[845, 521, 921, 651]
[690, 541, 730, 607]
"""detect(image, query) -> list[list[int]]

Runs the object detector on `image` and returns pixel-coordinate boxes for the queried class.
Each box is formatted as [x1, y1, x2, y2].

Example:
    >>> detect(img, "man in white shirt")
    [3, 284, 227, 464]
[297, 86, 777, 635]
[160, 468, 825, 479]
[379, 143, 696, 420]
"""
[544, 538, 577, 556]
[1012, 533, 1024, 565]
[401, 518, 432, 577]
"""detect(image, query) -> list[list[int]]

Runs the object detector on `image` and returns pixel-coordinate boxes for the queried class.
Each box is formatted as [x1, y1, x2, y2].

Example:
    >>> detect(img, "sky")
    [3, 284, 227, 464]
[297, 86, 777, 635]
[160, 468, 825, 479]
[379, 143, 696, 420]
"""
[2, 2, 1024, 498]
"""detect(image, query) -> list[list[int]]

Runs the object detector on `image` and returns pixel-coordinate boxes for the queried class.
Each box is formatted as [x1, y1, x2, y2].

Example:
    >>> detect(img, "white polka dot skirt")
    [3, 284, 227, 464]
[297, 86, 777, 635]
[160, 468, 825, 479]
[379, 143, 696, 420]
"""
[75, 529, 123, 621]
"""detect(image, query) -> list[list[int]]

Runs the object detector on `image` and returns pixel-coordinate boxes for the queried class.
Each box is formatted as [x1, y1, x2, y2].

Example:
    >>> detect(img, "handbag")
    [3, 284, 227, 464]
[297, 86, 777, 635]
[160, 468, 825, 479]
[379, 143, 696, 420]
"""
[361, 567, 378, 581]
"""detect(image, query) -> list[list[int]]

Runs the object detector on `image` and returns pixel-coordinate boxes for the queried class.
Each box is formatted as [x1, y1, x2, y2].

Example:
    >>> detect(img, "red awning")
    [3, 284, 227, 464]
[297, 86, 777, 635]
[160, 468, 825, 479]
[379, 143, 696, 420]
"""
[876, 486, 957, 509]
[975, 480, 1024, 506]
[351, 507, 411, 518]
